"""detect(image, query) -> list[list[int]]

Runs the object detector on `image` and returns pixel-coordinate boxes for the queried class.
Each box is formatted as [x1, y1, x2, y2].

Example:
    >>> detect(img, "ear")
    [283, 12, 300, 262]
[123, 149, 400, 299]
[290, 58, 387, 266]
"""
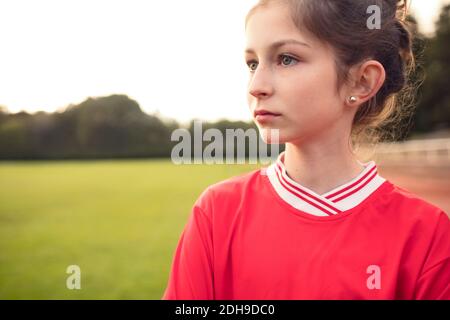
[345, 60, 386, 106]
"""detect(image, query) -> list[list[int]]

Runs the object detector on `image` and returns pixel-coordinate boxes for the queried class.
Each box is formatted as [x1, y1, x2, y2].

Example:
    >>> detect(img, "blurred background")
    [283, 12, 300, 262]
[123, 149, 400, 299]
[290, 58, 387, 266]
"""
[0, 0, 449, 299]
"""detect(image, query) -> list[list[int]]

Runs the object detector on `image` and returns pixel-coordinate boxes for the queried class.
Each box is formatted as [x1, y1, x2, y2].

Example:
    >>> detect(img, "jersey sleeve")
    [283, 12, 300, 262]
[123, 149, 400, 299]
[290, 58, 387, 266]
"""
[161, 196, 214, 300]
[414, 211, 450, 300]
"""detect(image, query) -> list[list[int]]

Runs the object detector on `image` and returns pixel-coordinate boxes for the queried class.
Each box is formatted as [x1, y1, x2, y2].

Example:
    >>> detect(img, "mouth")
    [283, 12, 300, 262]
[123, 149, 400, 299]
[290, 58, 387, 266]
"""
[253, 109, 282, 122]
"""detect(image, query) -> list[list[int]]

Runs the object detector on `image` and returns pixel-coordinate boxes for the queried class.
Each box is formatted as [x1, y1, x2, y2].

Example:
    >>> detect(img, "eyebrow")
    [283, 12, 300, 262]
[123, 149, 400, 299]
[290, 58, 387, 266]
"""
[245, 39, 311, 54]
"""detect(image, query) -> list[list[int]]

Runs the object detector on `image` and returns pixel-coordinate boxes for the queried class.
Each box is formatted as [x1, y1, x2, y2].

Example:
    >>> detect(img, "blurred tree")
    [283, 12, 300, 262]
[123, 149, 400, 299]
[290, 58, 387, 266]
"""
[0, 112, 33, 158]
[0, 105, 8, 124]
[0, 95, 178, 159]
[413, 4, 450, 133]
[67, 94, 176, 158]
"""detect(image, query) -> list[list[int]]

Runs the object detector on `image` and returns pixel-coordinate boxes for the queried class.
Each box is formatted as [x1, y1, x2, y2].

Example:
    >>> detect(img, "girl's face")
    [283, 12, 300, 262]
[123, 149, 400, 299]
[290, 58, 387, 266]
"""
[245, 3, 353, 144]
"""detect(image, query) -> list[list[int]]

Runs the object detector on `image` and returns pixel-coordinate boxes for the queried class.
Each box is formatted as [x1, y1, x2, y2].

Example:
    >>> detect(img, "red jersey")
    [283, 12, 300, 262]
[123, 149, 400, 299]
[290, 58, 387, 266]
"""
[162, 152, 450, 299]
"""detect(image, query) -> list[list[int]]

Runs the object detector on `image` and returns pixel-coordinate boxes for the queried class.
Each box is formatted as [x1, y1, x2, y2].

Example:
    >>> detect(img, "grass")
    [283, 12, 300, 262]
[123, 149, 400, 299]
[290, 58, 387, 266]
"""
[0, 159, 260, 299]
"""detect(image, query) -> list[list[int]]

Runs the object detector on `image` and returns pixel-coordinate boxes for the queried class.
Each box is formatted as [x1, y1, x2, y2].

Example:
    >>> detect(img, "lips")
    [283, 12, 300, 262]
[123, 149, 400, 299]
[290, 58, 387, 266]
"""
[253, 109, 281, 117]
[253, 109, 282, 123]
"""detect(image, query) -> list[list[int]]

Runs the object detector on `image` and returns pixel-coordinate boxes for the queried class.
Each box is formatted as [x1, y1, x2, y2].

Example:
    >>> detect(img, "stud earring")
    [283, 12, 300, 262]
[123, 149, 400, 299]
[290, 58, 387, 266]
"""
[348, 96, 357, 103]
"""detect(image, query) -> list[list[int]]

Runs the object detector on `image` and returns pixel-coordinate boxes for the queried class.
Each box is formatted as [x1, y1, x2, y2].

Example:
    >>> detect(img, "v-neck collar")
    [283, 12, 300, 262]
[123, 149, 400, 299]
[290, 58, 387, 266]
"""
[265, 152, 386, 217]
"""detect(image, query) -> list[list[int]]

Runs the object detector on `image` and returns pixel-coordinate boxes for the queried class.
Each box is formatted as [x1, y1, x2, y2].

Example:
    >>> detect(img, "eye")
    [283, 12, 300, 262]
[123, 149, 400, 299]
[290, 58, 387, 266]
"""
[246, 54, 299, 72]
[246, 59, 258, 72]
[278, 54, 298, 66]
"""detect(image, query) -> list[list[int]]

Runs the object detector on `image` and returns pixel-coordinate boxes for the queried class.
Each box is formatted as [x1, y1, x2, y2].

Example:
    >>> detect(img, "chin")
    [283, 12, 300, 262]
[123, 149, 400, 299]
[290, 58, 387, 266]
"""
[257, 127, 291, 144]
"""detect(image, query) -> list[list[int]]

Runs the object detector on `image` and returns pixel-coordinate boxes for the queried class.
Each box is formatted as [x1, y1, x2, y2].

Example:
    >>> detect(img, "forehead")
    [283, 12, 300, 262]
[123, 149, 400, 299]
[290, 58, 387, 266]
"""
[245, 3, 313, 51]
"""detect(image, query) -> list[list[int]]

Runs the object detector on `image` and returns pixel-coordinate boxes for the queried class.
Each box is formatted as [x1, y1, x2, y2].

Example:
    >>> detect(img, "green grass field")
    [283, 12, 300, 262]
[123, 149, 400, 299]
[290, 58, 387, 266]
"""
[0, 160, 260, 299]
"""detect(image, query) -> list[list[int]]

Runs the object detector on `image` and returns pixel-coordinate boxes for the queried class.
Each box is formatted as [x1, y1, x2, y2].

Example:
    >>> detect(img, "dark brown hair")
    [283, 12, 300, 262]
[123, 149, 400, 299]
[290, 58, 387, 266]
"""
[245, 0, 418, 157]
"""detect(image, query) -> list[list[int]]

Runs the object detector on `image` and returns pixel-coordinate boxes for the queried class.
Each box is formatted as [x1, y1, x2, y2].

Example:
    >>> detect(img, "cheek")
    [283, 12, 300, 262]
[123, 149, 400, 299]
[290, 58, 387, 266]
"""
[286, 63, 339, 115]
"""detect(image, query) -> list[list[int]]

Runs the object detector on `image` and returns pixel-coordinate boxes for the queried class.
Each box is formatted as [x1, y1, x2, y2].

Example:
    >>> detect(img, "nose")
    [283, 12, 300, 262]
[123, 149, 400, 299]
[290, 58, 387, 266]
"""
[248, 66, 273, 99]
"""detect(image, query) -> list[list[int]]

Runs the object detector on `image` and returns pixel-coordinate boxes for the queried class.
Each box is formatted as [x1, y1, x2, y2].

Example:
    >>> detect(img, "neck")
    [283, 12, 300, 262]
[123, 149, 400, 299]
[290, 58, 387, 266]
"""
[283, 140, 365, 195]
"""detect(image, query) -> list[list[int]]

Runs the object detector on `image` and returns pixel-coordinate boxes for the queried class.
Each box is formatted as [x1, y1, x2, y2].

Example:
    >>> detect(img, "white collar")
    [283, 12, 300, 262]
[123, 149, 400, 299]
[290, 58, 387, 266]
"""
[265, 152, 386, 217]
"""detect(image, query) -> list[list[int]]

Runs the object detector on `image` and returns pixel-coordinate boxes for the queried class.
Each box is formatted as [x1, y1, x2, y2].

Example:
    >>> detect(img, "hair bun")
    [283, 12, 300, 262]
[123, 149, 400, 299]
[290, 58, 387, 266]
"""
[396, 0, 408, 20]
[384, 0, 408, 20]
[396, 20, 413, 65]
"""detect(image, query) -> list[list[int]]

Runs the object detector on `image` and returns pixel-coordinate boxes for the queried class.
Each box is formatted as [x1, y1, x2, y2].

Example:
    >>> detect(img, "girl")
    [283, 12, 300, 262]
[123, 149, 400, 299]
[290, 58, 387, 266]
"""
[162, 0, 449, 299]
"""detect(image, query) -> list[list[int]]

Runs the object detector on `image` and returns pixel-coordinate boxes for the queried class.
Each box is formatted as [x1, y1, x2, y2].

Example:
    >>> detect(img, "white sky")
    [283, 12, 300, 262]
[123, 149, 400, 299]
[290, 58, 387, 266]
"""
[0, 0, 448, 124]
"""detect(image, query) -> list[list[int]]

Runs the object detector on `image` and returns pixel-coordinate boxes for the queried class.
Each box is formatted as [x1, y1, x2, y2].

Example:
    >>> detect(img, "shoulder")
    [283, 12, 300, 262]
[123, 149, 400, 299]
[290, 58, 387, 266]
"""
[193, 167, 266, 212]
[383, 182, 450, 289]
[379, 180, 449, 234]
